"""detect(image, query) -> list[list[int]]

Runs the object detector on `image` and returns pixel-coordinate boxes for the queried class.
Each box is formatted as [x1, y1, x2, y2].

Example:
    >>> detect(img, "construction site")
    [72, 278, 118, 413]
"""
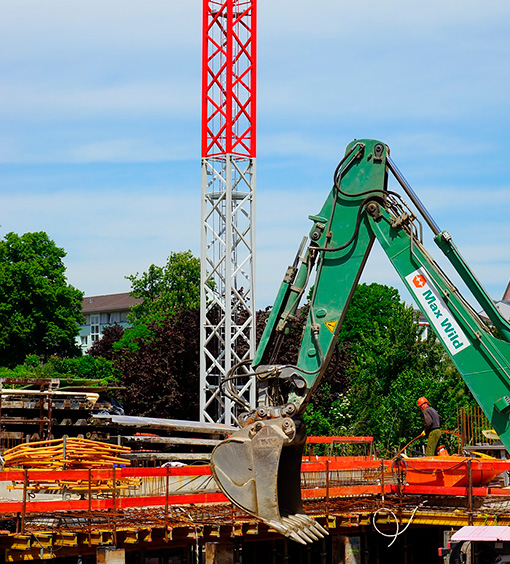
[1, 405, 510, 564]
[2, 1, 510, 564]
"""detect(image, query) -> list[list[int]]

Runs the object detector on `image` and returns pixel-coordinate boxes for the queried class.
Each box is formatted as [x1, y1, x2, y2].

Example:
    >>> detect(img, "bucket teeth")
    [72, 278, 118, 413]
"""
[284, 516, 319, 541]
[267, 520, 288, 536]
[267, 515, 328, 544]
[291, 514, 327, 539]
[318, 523, 328, 535]
[309, 518, 328, 537]
[289, 531, 308, 545]
[298, 530, 316, 544]
[288, 527, 314, 544]
[297, 526, 319, 542]
[268, 520, 307, 544]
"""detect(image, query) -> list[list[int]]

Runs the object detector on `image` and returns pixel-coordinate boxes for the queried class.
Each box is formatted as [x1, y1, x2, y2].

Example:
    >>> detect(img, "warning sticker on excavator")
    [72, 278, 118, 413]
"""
[325, 320, 338, 333]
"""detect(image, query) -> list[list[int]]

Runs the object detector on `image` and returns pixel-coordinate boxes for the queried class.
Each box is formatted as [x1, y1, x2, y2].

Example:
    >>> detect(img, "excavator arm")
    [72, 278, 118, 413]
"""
[211, 139, 510, 543]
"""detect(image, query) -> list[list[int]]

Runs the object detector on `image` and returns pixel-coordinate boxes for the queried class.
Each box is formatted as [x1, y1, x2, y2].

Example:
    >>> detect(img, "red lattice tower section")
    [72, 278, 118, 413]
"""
[200, 0, 257, 424]
[202, 0, 256, 159]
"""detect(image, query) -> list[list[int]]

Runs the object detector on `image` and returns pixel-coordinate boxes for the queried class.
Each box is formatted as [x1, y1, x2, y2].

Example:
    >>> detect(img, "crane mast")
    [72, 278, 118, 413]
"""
[200, 0, 257, 424]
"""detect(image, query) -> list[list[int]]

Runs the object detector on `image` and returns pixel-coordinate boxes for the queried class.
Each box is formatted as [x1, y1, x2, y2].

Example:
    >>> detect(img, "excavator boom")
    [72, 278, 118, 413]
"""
[211, 139, 510, 542]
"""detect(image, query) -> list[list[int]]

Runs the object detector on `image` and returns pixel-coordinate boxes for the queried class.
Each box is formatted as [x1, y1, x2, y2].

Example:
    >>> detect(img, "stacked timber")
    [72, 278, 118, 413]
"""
[0, 378, 234, 464]
[0, 377, 124, 451]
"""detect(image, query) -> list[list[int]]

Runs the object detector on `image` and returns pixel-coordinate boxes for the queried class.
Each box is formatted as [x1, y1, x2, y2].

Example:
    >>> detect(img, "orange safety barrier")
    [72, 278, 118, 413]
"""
[0, 455, 508, 518]
[306, 436, 374, 444]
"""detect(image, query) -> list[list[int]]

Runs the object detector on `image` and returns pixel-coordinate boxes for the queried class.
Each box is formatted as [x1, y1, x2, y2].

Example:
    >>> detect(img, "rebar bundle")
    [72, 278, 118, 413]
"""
[3, 437, 131, 469]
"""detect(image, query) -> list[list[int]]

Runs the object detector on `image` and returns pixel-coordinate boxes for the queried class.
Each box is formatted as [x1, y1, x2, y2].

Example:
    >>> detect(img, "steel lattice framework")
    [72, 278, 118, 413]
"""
[200, 0, 257, 424]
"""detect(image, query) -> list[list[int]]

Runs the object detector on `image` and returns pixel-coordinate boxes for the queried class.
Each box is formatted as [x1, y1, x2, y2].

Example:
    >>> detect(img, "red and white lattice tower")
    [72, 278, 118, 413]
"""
[200, 0, 257, 424]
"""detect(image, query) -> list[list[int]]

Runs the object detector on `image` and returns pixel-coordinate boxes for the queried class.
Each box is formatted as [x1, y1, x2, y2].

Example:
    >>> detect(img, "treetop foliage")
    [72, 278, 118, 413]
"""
[337, 282, 401, 343]
[127, 250, 200, 324]
[0, 232, 83, 367]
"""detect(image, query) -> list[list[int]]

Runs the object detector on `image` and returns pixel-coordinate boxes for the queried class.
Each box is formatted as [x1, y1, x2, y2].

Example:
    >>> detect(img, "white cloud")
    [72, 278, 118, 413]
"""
[258, 131, 343, 161]
[255, 186, 510, 308]
[259, 0, 510, 40]
[1, 172, 508, 308]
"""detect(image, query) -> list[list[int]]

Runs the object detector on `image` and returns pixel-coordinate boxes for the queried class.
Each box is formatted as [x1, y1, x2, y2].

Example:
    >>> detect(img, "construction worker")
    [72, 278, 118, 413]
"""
[417, 397, 442, 456]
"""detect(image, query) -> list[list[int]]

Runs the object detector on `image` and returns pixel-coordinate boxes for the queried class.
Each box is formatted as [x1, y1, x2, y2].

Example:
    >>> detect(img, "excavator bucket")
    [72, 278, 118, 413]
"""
[210, 417, 328, 544]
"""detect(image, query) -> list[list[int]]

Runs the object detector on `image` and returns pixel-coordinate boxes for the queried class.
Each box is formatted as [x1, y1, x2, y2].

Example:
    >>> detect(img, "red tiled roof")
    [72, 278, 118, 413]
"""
[82, 292, 142, 314]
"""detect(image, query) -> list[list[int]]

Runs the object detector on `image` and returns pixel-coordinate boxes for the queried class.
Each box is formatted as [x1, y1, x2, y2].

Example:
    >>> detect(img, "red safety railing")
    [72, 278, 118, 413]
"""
[2, 457, 509, 518]
[3, 435, 510, 535]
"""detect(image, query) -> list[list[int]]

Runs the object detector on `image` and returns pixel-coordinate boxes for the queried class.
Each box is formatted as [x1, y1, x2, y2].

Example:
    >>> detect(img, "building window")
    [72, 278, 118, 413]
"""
[90, 314, 100, 343]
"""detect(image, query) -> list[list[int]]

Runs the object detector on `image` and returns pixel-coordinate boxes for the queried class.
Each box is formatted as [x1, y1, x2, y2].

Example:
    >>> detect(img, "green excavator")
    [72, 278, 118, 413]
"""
[210, 139, 510, 543]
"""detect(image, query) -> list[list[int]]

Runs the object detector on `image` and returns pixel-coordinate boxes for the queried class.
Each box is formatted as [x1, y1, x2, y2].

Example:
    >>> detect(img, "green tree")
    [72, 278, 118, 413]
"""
[127, 251, 200, 323]
[337, 282, 401, 343]
[301, 283, 401, 437]
[297, 283, 476, 452]
[345, 290, 476, 455]
[303, 386, 352, 436]
[0, 232, 83, 367]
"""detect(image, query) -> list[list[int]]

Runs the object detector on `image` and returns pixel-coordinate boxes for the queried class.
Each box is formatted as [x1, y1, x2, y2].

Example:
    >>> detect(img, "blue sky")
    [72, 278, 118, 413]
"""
[1, 1, 510, 308]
